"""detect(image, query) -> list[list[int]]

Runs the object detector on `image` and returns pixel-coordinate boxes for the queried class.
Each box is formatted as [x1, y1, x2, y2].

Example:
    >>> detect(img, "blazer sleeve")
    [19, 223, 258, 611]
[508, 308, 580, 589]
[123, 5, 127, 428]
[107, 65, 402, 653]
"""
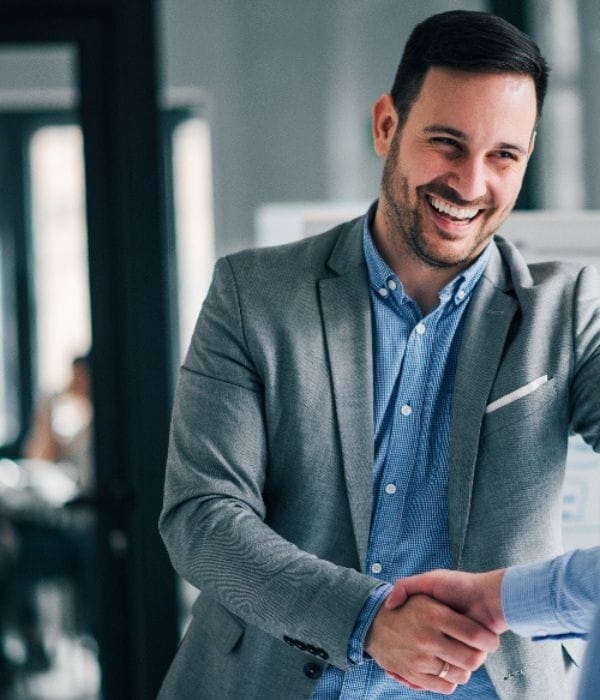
[159, 256, 379, 670]
[569, 264, 600, 451]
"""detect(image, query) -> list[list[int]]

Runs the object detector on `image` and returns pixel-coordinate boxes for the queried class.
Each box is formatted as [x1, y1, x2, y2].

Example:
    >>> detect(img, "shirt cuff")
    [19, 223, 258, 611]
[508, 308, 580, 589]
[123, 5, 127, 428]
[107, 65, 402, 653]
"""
[501, 552, 589, 640]
[347, 583, 393, 665]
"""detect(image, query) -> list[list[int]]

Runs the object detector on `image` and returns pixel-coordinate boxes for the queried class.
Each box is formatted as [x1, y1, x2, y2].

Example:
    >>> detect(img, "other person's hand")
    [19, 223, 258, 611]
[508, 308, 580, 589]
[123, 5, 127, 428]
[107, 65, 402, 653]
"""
[386, 568, 508, 634]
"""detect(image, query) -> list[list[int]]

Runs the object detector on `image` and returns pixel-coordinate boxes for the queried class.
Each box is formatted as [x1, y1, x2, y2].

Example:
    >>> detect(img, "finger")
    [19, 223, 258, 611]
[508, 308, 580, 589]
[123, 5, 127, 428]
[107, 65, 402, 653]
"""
[385, 584, 408, 609]
[430, 633, 488, 673]
[414, 677, 458, 695]
[391, 573, 437, 600]
[384, 670, 425, 689]
[399, 670, 458, 696]
[439, 606, 499, 653]
[430, 660, 472, 686]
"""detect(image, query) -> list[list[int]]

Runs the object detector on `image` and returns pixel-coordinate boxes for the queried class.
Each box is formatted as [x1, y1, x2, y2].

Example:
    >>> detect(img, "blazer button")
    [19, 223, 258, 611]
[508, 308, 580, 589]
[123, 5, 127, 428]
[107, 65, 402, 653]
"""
[304, 662, 322, 680]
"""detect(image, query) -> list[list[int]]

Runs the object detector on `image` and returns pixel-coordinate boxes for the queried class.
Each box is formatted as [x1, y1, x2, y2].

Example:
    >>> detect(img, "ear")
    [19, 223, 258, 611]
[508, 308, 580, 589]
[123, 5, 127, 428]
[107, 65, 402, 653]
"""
[372, 93, 399, 157]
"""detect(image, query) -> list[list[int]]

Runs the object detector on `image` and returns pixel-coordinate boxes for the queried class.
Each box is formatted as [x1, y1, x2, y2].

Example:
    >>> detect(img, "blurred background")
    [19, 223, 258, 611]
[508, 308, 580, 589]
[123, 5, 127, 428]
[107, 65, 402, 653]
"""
[0, 0, 598, 698]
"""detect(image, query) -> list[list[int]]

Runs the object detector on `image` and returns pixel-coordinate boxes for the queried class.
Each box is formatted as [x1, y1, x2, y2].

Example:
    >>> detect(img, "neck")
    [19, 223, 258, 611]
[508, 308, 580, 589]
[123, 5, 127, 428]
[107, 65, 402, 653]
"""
[371, 206, 466, 315]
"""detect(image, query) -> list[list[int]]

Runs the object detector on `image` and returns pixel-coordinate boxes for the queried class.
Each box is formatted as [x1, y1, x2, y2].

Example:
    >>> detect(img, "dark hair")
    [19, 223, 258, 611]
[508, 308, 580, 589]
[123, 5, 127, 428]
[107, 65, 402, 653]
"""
[72, 353, 91, 368]
[390, 10, 549, 124]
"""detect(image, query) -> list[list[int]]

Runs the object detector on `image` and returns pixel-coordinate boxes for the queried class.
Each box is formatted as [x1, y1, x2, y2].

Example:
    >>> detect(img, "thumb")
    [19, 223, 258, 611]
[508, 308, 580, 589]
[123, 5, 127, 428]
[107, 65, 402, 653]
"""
[384, 583, 408, 609]
[385, 572, 440, 609]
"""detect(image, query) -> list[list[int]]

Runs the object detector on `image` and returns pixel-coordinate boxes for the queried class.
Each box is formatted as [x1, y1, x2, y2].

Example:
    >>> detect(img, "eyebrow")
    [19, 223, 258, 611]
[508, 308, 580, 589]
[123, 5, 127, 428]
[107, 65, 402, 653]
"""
[423, 124, 528, 156]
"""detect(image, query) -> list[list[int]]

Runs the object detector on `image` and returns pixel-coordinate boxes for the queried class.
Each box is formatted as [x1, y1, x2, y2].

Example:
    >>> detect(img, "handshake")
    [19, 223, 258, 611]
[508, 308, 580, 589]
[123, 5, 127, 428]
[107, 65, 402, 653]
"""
[365, 568, 507, 695]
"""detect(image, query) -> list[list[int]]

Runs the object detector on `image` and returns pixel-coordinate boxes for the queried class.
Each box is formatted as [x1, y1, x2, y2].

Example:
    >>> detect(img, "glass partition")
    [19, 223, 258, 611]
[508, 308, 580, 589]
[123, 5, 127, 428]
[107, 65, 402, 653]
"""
[0, 44, 100, 700]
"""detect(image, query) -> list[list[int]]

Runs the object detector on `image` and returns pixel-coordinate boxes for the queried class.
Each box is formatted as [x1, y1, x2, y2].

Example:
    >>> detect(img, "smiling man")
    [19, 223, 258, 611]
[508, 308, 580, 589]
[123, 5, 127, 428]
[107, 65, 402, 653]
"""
[158, 10, 597, 700]
[371, 64, 538, 315]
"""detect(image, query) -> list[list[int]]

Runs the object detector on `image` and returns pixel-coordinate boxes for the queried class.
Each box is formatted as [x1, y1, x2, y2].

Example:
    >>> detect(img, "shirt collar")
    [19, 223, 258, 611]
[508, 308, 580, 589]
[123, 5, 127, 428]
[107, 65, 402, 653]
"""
[362, 200, 493, 308]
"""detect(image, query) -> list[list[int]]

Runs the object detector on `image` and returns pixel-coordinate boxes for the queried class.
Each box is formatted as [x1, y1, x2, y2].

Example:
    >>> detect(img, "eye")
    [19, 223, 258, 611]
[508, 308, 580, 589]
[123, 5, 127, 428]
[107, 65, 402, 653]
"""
[430, 137, 464, 159]
[495, 150, 519, 161]
[431, 136, 460, 148]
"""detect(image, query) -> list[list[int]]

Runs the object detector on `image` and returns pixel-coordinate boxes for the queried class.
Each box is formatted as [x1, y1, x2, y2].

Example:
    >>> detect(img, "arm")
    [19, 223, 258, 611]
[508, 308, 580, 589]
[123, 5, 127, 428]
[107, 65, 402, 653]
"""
[159, 257, 382, 669]
[502, 547, 600, 637]
[569, 264, 600, 451]
[159, 255, 499, 675]
[386, 547, 600, 638]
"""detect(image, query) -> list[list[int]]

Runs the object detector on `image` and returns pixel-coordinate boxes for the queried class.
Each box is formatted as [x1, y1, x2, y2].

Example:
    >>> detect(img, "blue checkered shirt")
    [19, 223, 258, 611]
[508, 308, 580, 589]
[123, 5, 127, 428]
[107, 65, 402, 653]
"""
[312, 205, 498, 698]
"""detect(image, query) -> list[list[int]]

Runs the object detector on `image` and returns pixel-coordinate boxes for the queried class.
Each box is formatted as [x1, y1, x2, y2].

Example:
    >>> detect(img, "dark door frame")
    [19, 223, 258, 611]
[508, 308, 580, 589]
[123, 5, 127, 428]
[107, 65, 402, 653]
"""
[0, 1, 178, 697]
[490, 0, 536, 209]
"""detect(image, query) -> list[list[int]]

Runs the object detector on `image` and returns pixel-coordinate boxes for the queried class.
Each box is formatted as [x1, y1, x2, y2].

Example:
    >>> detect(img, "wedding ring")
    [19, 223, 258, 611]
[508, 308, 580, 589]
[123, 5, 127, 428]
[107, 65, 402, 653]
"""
[437, 661, 451, 679]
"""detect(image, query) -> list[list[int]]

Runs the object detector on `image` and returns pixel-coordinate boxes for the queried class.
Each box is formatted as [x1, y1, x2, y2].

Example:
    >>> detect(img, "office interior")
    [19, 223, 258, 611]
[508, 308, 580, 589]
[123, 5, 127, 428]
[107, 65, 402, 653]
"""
[0, 0, 598, 698]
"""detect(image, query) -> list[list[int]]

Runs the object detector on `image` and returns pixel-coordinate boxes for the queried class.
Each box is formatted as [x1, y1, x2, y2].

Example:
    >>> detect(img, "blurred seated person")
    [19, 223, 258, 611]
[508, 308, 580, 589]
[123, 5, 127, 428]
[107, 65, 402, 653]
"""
[24, 354, 93, 494]
[3, 355, 95, 672]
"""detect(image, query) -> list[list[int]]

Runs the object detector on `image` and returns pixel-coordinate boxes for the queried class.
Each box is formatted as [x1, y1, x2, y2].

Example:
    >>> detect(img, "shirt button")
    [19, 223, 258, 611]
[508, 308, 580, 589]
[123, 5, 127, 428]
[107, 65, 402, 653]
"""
[385, 483, 396, 495]
[387, 279, 397, 290]
[371, 562, 382, 574]
[457, 289, 466, 300]
[415, 322, 426, 335]
[378, 287, 388, 298]
[400, 404, 412, 416]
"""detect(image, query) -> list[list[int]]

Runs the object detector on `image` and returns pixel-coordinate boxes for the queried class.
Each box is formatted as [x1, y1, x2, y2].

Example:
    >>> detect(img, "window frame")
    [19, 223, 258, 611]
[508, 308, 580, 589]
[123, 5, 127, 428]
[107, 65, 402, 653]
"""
[0, 110, 78, 456]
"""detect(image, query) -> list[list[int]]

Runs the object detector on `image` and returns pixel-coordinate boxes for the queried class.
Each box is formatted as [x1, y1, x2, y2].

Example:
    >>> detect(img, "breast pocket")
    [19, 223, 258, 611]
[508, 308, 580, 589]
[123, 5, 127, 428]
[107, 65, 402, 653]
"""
[482, 375, 558, 437]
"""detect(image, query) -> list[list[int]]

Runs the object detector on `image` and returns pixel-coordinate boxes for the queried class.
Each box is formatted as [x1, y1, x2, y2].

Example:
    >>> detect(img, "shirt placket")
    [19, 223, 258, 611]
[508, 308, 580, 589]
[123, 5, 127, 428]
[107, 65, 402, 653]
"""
[367, 298, 448, 580]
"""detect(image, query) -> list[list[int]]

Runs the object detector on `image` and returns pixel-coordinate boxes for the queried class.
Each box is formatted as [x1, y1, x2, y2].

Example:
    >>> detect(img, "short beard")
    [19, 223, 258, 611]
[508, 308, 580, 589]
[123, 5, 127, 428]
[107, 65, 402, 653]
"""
[382, 172, 456, 269]
[380, 135, 494, 269]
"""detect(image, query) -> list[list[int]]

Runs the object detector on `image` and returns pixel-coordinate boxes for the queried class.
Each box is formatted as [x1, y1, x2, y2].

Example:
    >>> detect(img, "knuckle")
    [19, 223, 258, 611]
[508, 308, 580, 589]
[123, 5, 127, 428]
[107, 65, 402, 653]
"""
[464, 649, 486, 669]
[464, 628, 482, 645]
[420, 636, 436, 653]
[414, 652, 430, 670]
[416, 631, 434, 649]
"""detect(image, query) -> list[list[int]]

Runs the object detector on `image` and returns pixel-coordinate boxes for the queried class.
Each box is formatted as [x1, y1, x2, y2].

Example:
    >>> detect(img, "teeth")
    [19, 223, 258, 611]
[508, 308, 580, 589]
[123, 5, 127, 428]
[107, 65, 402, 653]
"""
[429, 196, 479, 220]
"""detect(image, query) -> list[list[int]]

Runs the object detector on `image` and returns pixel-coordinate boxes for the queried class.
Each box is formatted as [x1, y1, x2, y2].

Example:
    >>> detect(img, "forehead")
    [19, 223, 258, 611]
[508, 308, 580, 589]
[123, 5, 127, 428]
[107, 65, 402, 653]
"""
[405, 67, 538, 144]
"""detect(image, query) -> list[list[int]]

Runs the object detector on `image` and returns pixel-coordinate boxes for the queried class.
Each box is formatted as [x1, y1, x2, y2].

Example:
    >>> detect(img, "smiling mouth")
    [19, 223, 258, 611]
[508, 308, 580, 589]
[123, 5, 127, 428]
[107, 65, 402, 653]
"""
[426, 194, 482, 224]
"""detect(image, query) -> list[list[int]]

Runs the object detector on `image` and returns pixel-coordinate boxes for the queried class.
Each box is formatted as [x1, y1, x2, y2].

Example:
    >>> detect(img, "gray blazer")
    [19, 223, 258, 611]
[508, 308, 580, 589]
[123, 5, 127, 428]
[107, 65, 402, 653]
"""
[159, 216, 598, 699]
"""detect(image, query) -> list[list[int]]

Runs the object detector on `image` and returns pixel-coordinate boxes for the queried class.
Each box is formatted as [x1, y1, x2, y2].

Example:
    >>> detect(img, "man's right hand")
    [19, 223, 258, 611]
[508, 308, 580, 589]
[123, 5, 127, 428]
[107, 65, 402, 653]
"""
[365, 594, 500, 695]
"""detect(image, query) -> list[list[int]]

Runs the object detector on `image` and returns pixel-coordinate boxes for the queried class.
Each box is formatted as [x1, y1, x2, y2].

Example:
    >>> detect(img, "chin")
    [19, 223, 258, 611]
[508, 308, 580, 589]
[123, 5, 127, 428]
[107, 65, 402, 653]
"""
[412, 237, 476, 269]
[419, 228, 493, 267]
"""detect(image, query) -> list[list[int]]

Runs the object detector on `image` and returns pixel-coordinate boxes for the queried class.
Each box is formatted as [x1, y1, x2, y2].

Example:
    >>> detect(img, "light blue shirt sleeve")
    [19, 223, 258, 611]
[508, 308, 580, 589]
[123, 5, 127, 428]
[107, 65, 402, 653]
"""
[347, 583, 393, 664]
[501, 547, 600, 639]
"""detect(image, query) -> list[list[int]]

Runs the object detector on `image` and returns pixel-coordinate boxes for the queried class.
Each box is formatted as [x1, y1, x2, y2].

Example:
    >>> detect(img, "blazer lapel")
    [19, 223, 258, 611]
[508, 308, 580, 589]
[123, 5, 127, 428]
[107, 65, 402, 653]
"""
[448, 243, 518, 567]
[318, 219, 374, 568]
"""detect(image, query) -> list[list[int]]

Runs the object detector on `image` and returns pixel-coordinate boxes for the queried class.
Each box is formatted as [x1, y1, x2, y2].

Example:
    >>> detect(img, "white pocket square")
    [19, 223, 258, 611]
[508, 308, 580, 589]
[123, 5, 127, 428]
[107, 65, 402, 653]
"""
[485, 375, 548, 415]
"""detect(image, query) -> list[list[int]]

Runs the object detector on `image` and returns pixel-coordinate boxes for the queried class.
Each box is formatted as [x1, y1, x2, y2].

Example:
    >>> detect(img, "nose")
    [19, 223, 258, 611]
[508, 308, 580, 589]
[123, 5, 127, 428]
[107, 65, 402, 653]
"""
[447, 156, 489, 203]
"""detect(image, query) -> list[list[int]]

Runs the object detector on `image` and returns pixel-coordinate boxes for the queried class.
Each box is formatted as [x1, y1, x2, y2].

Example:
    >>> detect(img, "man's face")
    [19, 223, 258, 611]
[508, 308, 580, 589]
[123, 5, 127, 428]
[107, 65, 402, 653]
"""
[374, 67, 538, 269]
